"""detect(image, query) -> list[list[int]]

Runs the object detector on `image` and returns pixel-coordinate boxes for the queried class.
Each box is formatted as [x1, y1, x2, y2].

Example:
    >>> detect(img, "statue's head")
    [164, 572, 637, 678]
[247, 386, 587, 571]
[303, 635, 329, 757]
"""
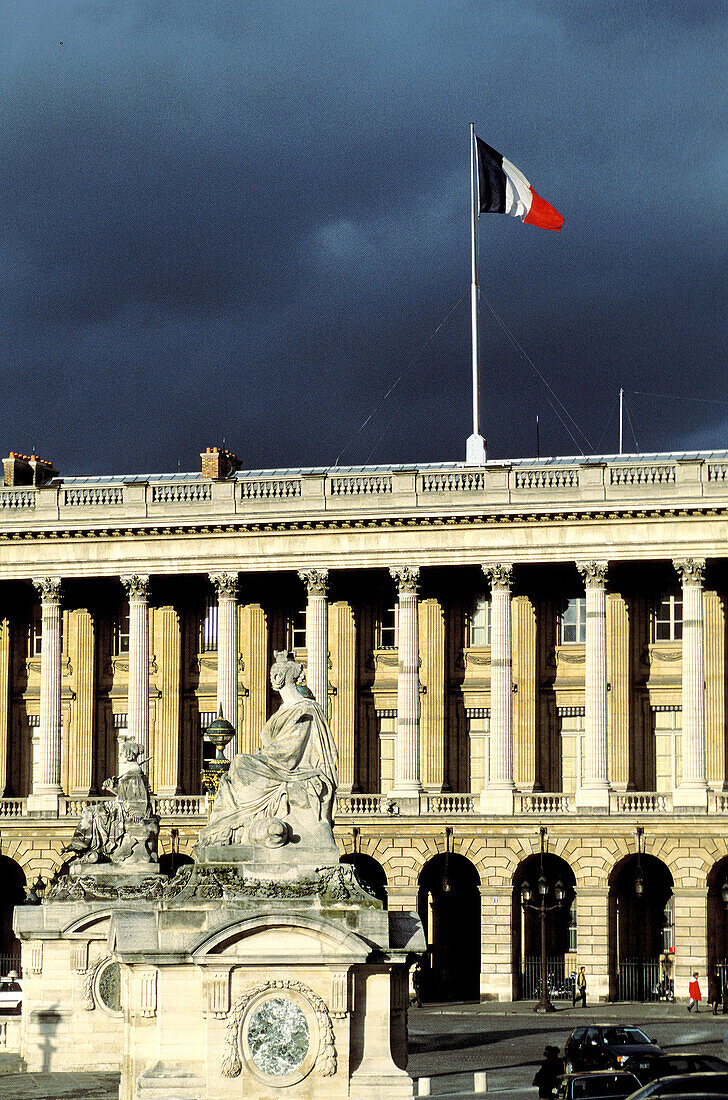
[121, 740, 142, 763]
[270, 650, 304, 691]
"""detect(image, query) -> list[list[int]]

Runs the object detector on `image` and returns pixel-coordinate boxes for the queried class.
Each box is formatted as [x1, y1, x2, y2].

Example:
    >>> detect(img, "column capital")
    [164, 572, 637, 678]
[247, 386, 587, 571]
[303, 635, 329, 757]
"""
[32, 577, 62, 603]
[298, 568, 329, 597]
[576, 560, 609, 587]
[209, 571, 239, 599]
[673, 557, 706, 585]
[482, 563, 513, 591]
[389, 566, 420, 595]
[121, 574, 150, 601]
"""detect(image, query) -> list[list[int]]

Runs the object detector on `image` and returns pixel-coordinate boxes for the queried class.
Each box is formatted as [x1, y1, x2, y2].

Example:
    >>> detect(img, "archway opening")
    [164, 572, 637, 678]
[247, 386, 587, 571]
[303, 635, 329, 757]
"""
[339, 853, 388, 908]
[417, 853, 480, 1003]
[609, 854, 673, 1002]
[512, 854, 576, 1001]
[0, 856, 26, 975]
[707, 857, 728, 997]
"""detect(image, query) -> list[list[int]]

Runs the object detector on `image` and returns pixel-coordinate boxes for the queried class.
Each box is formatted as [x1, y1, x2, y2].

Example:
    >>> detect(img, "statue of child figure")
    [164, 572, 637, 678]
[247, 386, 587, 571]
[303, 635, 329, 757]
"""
[62, 741, 159, 867]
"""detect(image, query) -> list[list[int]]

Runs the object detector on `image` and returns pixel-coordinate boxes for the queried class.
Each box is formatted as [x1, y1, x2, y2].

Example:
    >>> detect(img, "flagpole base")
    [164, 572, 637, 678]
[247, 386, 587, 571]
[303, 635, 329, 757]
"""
[466, 433, 487, 465]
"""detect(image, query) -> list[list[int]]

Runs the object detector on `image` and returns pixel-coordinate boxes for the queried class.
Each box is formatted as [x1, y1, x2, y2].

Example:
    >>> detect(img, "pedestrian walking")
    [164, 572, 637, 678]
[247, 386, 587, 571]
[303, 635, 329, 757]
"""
[533, 1045, 564, 1099]
[709, 967, 720, 1015]
[412, 960, 423, 1008]
[687, 971, 702, 1012]
[570, 970, 577, 1006]
[576, 965, 587, 1007]
[722, 970, 728, 1015]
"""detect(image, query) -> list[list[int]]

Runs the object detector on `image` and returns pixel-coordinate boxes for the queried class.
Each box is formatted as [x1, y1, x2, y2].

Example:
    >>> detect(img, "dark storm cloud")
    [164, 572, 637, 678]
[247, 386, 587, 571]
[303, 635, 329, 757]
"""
[1, 1, 727, 474]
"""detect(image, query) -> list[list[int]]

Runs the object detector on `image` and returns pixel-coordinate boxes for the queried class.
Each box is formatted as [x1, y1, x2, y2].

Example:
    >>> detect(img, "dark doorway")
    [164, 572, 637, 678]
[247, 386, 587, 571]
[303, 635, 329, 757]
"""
[609, 854, 674, 1001]
[707, 857, 728, 998]
[512, 853, 576, 1001]
[340, 853, 388, 908]
[0, 856, 26, 974]
[417, 853, 480, 1002]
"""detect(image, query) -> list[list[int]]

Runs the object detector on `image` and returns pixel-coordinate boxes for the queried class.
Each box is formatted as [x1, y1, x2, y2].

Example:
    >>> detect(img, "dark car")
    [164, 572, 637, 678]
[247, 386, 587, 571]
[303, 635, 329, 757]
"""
[556, 1070, 642, 1099]
[564, 1025, 662, 1082]
[627, 1072, 728, 1097]
[648, 1055, 728, 1082]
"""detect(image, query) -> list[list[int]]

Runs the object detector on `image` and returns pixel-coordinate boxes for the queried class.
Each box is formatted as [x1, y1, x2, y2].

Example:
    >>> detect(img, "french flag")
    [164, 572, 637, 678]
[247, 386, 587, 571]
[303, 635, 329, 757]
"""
[476, 137, 564, 232]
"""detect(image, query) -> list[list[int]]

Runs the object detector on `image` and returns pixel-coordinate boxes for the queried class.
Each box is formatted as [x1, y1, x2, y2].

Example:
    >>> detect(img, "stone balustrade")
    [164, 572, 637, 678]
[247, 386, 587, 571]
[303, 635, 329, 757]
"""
[0, 454, 725, 531]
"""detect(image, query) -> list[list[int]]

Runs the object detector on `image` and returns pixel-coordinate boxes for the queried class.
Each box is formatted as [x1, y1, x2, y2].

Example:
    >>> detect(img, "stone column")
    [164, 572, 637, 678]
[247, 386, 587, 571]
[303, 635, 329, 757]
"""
[576, 561, 611, 809]
[210, 572, 239, 756]
[28, 577, 63, 810]
[298, 568, 329, 715]
[480, 564, 515, 813]
[674, 558, 708, 809]
[122, 574, 150, 767]
[388, 566, 422, 802]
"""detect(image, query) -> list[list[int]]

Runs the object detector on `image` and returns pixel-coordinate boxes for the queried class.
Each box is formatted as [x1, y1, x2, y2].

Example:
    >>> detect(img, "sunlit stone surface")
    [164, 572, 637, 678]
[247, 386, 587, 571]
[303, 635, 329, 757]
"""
[247, 997, 309, 1077]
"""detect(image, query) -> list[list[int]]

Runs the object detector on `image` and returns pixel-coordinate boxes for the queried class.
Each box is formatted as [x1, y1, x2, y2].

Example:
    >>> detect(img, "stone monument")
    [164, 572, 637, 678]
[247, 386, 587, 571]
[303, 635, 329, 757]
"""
[16, 651, 424, 1097]
[14, 743, 162, 1071]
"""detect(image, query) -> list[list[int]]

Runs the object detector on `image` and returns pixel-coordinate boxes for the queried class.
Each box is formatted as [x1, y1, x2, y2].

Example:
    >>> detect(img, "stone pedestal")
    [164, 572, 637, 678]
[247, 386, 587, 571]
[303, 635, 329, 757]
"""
[13, 868, 163, 1073]
[112, 863, 423, 1100]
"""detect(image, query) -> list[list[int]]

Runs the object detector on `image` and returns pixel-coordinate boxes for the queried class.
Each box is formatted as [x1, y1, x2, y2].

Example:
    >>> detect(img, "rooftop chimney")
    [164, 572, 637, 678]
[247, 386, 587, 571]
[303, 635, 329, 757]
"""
[3, 452, 58, 487]
[200, 447, 241, 480]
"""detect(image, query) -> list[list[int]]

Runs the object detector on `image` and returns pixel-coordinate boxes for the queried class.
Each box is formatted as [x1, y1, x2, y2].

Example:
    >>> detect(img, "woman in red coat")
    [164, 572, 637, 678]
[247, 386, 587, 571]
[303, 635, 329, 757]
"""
[688, 972, 702, 1012]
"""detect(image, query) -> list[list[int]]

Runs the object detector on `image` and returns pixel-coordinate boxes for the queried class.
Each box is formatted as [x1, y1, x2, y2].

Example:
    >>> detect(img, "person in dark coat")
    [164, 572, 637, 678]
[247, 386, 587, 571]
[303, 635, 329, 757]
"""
[709, 968, 721, 1015]
[533, 1045, 564, 1099]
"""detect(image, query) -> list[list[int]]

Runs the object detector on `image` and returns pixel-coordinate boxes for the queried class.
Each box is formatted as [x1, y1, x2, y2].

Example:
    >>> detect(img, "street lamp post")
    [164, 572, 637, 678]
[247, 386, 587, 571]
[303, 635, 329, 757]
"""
[520, 827, 565, 1013]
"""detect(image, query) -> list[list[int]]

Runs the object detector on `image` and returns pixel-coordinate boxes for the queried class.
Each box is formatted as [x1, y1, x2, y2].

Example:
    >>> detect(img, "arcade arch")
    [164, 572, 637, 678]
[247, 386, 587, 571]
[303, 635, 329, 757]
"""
[511, 853, 576, 1001]
[339, 852, 388, 908]
[0, 856, 26, 974]
[417, 852, 480, 1003]
[609, 854, 674, 1001]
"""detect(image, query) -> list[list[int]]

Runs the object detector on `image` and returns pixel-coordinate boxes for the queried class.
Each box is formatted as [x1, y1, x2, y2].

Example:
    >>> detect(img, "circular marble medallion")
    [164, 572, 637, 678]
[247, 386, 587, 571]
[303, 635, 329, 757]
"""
[94, 959, 122, 1016]
[246, 996, 310, 1077]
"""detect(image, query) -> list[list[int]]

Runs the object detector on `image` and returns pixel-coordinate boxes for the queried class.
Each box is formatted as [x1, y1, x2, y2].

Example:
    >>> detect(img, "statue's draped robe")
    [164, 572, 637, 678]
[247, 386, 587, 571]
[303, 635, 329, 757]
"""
[200, 696, 338, 845]
[66, 764, 153, 862]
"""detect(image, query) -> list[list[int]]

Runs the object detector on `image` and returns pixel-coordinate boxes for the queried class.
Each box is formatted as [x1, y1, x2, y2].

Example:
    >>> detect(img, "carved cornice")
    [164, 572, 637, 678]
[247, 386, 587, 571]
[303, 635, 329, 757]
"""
[576, 560, 608, 587]
[482, 563, 513, 591]
[389, 565, 419, 595]
[673, 557, 706, 585]
[120, 574, 150, 600]
[298, 568, 329, 596]
[32, 576, 62, 603]
[208, 571, 239, 600]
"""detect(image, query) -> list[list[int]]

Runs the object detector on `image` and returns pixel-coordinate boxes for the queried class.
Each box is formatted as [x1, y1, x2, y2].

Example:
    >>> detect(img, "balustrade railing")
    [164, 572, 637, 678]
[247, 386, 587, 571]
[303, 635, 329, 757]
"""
[519, 793, 573, 814]
[239, 478, 301, 500]
[335, 794, 396, 815]
[328, 475, 392, 496]
[514, 468, 579, 490]
[610, 792, 672, 813]
[420, 471, 485, 493]
[64, 487, 124, 507]
[0, 798, 26, 818]
[421, 793, 476, 814]
[610, 464, 675, 486]
[151, 482, 212, 504]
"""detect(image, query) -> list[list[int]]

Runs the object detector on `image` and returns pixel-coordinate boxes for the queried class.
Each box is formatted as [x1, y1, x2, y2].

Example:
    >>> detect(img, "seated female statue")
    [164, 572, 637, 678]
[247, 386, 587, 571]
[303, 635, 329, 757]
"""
[198, 651, 338, 850]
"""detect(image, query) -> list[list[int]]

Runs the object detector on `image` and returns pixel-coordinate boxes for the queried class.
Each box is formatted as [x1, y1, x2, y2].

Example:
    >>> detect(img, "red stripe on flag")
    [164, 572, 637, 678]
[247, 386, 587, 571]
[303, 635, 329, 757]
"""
[523, 187, 564, 231]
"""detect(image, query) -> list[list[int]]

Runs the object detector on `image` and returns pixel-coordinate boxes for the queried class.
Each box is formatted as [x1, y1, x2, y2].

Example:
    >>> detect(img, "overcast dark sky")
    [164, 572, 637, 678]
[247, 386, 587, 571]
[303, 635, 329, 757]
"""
[2, 1, 727, 476]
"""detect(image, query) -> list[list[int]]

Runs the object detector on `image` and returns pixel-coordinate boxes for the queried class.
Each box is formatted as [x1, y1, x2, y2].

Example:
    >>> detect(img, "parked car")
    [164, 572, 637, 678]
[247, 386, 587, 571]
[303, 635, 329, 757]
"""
[647, 1055, 728, 1081]
[564, 1025, 662, 1082]
[556, 1070, 642, 1099]
[627, 1072, 728, 1097]
[0, 973, 23, 1012]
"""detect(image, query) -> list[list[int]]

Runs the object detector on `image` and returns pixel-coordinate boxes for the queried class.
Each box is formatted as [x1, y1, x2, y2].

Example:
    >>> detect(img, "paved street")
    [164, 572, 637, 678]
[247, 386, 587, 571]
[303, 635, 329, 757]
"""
[2, 1001, 728, 1098]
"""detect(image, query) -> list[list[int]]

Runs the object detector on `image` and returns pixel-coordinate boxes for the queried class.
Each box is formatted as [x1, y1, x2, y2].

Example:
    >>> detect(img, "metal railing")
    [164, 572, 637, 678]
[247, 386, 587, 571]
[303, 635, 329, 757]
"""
[521, 957, 573, 1000]
[616, 958, 663, 1002]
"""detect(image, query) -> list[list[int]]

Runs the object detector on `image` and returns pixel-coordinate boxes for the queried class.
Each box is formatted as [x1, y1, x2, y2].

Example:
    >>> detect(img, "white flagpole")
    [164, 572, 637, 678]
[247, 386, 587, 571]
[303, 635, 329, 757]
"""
[467, 123, 487, 465]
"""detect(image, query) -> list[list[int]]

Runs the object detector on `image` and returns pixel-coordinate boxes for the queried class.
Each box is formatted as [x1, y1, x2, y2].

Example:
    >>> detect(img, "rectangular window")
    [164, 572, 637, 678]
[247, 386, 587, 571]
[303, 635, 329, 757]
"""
[467, 596, 491, 646]
[560, 598, 586, 644]
[653, 593, 683, 642]
[200, 711, 218, 763]
[286, 608, 307, 651]
[28, 609, 42, 657]
[200, 597, 218, 653]
[113, 602, 130, 656]
[377, 605, 397, 648]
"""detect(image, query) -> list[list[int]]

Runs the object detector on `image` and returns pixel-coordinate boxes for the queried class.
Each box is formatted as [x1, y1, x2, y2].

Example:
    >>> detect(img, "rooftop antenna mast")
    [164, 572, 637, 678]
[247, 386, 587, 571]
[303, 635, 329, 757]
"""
[466, 123, 487, 466]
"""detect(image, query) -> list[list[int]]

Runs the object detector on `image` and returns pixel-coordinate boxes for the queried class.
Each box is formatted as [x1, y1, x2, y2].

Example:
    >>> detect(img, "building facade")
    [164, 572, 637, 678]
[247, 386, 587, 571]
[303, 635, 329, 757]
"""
[3, 446, 728, 1002]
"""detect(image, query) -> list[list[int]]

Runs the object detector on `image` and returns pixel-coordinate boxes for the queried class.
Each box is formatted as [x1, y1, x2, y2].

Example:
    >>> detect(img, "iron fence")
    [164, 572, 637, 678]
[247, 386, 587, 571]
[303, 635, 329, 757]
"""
[0, 952, 21, 977]
[616, 958, 665, 1002]
[521, 957, 574, 1000]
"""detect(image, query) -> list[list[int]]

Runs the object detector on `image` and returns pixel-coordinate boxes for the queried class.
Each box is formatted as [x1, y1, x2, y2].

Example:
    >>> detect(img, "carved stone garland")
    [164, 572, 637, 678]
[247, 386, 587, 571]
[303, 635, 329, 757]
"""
[82, 954, 114, 1012]
[221, 979, 336, 1079]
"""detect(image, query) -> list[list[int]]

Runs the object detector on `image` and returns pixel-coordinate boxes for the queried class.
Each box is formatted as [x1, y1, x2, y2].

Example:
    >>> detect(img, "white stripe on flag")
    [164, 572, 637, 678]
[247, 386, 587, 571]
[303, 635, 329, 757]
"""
[501, 156, 533, 219]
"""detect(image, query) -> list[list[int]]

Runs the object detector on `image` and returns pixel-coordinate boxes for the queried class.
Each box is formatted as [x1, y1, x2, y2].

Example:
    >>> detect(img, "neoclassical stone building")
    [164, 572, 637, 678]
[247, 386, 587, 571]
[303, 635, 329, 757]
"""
[3, 445, 728, 1003]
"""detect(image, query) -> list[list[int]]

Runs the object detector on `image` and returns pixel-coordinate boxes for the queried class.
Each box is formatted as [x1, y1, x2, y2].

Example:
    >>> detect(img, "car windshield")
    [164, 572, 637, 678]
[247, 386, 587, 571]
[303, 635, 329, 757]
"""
[573, 1077, 635, 1098]
[602, 1028, 651, 1045]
